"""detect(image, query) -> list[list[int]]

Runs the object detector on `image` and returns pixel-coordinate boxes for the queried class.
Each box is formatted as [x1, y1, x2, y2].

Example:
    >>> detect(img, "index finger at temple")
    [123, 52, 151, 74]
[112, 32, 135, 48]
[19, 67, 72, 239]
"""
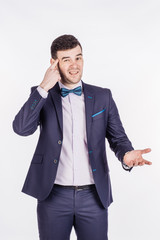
[51, 59, 59, 69]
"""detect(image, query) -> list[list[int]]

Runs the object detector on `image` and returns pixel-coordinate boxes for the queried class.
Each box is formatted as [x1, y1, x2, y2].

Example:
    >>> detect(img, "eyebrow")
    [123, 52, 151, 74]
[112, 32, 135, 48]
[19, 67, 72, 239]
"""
[61, 53, 83, 60]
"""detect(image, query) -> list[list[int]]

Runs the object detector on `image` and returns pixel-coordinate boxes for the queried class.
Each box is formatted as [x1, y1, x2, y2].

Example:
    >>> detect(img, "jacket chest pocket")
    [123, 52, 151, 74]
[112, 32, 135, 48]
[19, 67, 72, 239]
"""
[92, 108, 106, 121]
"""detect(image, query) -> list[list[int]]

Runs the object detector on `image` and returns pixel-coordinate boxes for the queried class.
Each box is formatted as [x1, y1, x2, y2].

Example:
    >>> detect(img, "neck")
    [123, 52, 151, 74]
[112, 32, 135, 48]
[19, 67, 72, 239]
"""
[60, 80, 81, 89]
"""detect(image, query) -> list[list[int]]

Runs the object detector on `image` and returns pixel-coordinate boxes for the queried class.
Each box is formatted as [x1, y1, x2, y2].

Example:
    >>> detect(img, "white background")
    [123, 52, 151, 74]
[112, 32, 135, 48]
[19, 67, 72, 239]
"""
[0, 0, 160, 239]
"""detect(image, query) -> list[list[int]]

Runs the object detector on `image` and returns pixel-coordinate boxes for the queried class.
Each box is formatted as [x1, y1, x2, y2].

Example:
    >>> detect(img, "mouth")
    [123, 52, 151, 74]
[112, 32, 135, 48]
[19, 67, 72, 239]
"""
[69, 70, 79, 76]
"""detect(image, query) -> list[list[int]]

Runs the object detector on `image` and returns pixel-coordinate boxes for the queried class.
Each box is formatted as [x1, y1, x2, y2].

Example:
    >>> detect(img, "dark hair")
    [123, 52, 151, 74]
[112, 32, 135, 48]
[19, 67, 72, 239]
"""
[50, 34, 82, 59]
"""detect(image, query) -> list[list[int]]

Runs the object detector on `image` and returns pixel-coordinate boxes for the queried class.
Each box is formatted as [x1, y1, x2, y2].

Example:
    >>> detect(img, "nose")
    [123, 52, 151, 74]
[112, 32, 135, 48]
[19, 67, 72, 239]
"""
[70, 60, 78, 68]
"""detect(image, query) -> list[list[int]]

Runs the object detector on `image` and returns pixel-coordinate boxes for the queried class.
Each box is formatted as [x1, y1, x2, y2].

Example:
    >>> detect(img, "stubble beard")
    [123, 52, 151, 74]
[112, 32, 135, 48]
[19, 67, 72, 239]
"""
[58, 65, 83, 86]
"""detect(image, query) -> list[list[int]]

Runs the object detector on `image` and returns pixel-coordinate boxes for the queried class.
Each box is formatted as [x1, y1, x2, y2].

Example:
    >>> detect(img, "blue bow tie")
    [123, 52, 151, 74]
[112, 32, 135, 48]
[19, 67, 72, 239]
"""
[61, 86, 82, 97]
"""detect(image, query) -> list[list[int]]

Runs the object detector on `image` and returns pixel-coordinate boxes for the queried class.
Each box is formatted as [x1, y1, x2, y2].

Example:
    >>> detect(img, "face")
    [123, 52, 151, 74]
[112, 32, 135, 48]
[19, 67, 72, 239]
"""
[51, 45, 84, 87]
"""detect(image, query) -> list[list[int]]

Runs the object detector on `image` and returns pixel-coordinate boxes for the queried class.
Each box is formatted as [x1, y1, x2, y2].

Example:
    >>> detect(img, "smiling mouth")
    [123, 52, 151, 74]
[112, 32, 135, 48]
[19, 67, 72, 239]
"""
[69, 71, 79, 76]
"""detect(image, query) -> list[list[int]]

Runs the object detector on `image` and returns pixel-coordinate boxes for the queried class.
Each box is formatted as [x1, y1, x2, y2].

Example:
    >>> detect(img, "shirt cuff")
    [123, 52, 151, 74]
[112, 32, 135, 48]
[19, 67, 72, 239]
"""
[122, 151, 133, 171]
[37, 86, 48, 99]
[122, 162, 132, 170]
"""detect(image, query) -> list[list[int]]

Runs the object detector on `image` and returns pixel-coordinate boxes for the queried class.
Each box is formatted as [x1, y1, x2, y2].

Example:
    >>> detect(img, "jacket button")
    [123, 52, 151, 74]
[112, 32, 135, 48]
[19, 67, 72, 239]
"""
[58, 140, 62, 145]
[54, 159, 57, 164]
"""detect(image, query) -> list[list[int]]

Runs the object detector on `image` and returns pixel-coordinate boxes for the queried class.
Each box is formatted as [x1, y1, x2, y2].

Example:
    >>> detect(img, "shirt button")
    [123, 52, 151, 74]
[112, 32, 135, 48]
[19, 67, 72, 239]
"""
[58, 140, 62, 145]
[54, 159, 58, 164]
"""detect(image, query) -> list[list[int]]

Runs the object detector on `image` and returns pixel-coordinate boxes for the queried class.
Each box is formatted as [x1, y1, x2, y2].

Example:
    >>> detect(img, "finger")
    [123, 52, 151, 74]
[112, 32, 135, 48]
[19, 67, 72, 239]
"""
[144, 160, 152, 165]
[140, 158, 152, 165]
[50, 59, 59, 69]
[54, 69, 59, 74]
[131, 159, 137, 166]
[138, 162, 145, 166]
[140, 148, 152, 155]
[133, 160, 139, 166]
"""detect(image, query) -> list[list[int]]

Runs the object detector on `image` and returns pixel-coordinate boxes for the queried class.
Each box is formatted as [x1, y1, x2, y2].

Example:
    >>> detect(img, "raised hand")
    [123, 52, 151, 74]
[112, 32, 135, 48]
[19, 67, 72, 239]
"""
[123, 148, 152, 167]
[40, 59, 61, 92]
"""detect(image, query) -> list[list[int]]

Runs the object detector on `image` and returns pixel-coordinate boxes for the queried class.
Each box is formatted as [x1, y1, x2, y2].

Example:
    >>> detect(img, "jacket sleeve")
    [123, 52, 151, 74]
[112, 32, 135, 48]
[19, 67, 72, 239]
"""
[12, 87, 47, 136]
[105, 90, 134, 168]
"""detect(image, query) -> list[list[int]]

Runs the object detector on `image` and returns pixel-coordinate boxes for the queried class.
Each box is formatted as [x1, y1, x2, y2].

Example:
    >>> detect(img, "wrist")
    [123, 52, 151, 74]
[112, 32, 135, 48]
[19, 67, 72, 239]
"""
[123, 150, 134, 168]
[123, 151, 131, 164]
[40, 83, 50, 92]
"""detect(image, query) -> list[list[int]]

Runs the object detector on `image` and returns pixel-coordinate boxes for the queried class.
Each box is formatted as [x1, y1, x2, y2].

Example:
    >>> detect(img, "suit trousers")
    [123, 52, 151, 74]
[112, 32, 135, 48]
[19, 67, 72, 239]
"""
[37, 184, 108, 240]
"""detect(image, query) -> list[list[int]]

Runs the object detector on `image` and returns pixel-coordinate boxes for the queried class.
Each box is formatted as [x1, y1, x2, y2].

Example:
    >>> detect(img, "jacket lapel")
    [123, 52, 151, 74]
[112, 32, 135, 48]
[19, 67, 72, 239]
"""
[49, 82, 63, 134]
[82, 81, 94, 144]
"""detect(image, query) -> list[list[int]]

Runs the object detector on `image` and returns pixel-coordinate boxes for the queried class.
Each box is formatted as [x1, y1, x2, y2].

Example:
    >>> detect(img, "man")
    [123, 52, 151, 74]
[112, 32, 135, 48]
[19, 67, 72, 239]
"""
[13, 34, 152, 240]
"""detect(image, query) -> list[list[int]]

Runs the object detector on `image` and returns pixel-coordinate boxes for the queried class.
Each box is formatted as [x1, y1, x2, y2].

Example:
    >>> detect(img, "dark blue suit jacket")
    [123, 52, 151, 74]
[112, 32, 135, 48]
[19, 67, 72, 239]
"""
[13, 81, 133, 209]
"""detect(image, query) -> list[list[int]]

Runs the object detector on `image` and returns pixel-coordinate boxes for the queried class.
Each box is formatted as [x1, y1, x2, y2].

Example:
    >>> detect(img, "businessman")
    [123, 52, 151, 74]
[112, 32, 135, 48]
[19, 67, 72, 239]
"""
[13, 34, 152, 240]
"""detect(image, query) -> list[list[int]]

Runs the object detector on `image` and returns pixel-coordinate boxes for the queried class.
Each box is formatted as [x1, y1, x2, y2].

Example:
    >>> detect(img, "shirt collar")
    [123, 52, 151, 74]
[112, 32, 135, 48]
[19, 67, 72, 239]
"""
[58, 80, 82, 90]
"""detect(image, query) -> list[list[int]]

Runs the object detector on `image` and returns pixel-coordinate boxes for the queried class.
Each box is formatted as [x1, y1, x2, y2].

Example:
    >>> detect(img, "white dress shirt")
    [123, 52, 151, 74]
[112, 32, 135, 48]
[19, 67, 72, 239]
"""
[37, 81, 94, 186]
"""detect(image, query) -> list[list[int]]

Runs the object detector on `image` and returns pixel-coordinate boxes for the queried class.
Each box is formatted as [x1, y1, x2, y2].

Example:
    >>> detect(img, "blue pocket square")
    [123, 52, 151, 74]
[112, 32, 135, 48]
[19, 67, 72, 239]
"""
[92, 108, 106, 118]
